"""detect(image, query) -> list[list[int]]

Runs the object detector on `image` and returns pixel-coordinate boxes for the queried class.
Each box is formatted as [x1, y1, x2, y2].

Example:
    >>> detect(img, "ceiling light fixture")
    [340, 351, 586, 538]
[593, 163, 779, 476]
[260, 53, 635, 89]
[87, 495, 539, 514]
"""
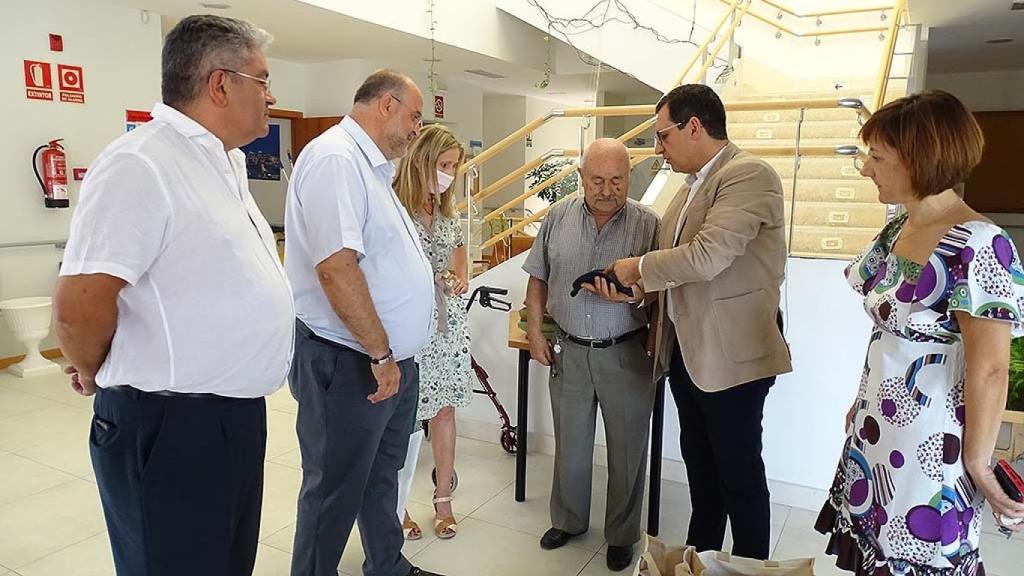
[464, 68, 506, 79]
[199, 2, 231, 9]
[986, 38, 1014, 44]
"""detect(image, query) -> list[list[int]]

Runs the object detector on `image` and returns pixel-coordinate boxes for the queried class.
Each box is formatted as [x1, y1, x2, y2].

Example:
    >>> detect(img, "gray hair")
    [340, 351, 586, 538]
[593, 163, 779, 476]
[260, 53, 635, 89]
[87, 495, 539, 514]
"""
[354, 69, 413, 105]
[162, 15, 272, 108]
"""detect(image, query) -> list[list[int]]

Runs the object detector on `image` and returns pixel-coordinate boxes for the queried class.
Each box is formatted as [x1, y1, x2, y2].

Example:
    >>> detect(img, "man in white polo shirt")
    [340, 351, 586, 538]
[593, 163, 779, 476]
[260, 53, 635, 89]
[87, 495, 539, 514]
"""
[52, 15, 294, 576]
[285, 70, 440, 576]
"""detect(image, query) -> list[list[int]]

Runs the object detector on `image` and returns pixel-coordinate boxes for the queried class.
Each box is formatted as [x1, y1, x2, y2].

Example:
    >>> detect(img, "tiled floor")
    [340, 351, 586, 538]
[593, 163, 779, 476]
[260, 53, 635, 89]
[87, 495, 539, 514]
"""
[0, 367, 1021, 575]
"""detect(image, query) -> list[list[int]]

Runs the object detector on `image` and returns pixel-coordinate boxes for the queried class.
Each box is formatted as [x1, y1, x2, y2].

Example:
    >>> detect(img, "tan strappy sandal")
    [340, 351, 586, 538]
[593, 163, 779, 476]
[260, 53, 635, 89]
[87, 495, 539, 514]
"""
[432, 494, 458, 539]
[403, 510, 422, 541]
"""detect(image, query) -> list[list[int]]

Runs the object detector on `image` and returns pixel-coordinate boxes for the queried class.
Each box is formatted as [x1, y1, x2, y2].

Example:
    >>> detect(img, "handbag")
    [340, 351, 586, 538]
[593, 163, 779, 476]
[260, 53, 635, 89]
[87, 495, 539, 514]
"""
[635, 534, 815, 576]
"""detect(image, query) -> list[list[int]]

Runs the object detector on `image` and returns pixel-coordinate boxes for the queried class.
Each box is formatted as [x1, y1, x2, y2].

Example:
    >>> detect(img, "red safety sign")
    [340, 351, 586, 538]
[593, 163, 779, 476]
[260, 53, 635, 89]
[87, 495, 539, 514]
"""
[58, 64, 85, 104]
[24, 60, 53, 101]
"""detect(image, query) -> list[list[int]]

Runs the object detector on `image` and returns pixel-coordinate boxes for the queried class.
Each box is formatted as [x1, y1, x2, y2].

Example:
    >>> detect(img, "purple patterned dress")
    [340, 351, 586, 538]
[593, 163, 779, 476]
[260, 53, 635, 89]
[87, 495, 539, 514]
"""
[816, 214, 1024, 576]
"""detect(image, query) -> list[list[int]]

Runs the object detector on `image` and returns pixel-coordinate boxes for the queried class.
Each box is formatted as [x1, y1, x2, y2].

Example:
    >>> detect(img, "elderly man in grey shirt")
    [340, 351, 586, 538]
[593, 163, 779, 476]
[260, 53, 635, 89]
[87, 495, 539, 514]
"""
[523, 138, 660, 572]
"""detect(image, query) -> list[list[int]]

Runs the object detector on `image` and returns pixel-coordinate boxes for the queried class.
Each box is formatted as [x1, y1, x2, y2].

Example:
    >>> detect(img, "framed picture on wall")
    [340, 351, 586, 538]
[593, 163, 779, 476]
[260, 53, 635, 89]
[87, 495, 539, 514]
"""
[241, 124, 282, 181]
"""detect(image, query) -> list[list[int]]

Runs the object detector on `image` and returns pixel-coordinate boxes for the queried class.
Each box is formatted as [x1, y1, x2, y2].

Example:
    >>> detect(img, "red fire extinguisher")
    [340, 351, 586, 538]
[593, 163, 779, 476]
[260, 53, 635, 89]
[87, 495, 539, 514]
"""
[32, 139, 70, 208]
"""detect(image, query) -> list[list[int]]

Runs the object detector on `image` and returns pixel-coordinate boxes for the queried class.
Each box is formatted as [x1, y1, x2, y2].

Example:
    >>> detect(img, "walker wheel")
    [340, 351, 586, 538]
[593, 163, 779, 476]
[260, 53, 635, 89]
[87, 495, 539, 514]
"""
[500, 428, 518, 454]
[431, 468, 458, 493]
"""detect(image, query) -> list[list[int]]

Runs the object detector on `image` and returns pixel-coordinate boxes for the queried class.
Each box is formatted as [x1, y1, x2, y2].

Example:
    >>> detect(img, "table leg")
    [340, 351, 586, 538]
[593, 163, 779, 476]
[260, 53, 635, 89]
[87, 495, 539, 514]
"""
[647, 377, 666, 535]
[515, 349, 530, 502]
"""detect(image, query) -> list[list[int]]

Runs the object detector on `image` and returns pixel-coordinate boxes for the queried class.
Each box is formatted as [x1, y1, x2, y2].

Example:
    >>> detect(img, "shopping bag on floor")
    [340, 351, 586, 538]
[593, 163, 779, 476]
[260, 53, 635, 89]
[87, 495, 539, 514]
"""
[635, 535, 815, 576]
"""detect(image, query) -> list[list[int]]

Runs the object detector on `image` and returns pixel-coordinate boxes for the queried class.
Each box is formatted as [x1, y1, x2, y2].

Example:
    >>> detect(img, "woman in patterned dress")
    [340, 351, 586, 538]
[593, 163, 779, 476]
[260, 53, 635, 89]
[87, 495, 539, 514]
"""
[393, 125, 472, 540]
[816, 91, 1024, 575]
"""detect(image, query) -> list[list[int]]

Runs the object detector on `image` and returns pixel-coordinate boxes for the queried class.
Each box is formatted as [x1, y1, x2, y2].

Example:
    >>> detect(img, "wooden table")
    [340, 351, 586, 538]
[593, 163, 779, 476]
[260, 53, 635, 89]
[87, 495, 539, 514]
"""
[507, 311, 667, 535]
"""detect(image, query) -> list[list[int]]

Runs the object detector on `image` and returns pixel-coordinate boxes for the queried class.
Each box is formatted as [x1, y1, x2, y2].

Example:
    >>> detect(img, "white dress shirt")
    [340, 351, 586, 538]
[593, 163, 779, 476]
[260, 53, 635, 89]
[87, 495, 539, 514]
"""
[284, 116, 435, 361]
[641, 145, 728, 319]
[61, 103, 295, 398]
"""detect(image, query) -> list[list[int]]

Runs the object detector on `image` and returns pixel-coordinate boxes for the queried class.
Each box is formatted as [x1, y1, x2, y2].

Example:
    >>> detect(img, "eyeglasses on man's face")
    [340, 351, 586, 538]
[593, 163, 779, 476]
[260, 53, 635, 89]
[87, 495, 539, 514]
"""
[220, 69, 272, 94]
[388, 93, 424, 127]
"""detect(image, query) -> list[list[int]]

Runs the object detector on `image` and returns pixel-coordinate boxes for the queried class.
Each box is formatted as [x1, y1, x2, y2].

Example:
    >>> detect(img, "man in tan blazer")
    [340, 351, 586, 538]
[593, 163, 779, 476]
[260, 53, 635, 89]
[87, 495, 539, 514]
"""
[604, 84, 792, 560]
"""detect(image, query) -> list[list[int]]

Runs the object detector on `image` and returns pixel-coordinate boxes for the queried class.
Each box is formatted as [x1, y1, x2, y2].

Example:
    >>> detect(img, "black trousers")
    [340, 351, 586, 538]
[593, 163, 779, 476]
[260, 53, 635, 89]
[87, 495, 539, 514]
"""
[90, 386, 267, 576]
[668, 344, 773, 560]
[289, 321, 418, 576]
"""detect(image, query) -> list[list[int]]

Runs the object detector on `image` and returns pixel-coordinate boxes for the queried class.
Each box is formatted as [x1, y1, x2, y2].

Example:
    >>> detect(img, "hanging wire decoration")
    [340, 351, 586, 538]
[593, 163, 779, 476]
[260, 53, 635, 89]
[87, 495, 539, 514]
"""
[524, 0, 734, 87]
[426, 0, 440, 93]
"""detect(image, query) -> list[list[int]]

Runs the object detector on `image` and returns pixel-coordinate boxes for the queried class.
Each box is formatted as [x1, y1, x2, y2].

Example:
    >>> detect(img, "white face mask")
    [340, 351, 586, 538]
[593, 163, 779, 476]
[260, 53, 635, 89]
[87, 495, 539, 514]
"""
[434, 169, 455, 195]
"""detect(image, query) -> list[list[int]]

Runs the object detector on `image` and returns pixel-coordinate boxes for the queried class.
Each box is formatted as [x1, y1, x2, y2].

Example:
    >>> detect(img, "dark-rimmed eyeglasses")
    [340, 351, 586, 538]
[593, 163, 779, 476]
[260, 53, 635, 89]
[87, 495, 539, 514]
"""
[388, 93, 424, 126]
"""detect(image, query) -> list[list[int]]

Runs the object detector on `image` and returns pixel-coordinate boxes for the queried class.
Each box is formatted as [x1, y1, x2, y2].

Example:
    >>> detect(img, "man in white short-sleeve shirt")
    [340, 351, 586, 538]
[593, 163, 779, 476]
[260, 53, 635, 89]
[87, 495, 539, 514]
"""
[284, 70, 441, 576]
[52, 15, 293, 576]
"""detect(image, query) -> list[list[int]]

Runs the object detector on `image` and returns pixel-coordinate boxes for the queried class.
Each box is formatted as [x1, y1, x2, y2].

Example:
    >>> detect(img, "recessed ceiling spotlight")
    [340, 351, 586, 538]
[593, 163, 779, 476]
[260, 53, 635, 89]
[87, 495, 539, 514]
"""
[199, 2, 231, 9]
[986, 37, 1015, 44]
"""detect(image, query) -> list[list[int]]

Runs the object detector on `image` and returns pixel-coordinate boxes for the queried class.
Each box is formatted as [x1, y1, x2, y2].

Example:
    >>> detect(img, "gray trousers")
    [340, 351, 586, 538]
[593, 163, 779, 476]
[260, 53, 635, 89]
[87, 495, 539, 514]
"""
[289, 321, 417, 576]
[548, 333, 655, 546]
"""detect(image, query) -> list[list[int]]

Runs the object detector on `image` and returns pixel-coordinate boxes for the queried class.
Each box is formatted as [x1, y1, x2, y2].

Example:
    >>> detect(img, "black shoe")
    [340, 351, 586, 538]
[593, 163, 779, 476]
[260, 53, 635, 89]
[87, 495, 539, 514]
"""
[606, 544, 634, 572]
[407, 568, 444, 576]
[540, 527, 584, 550]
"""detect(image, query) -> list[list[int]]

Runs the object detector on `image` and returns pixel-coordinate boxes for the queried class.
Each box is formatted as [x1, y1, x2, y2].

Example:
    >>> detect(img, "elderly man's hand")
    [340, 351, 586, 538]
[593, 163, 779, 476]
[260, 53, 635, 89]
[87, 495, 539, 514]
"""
[583, 275, 641, 304]
[605, 257, 642, 287]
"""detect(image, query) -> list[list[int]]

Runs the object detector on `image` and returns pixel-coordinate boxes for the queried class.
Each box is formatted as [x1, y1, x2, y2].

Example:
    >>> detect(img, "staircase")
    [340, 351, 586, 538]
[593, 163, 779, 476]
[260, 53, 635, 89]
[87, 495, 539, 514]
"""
[725, 88, 905, 259]
[463, 0, 915, 269]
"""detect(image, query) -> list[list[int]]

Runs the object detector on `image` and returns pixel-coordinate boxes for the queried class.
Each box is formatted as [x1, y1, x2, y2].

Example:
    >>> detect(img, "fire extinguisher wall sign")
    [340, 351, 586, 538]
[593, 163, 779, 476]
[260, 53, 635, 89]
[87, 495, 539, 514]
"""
[33, 139, 70, 208]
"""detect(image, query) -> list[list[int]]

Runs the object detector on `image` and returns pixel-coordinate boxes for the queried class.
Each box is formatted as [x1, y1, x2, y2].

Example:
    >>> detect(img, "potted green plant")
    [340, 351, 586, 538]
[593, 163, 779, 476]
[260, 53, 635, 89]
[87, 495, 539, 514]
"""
[1009, 337, 1024, 413]
[526, 158, 578, 204]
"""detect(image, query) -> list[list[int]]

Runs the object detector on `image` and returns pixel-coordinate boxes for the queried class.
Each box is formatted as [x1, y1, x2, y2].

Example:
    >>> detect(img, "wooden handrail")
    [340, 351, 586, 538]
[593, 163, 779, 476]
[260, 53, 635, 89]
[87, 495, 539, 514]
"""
[468, 95, 865, 218]
[758, 0, 893, 18]
[480, 144, 860, 249]
[671, 0, 741, 88]
[872, 0, 905, 112]
[743, 8, 887, 37]
[456, 155, 548, 211]
[615, 1, 751, 149]
[480, 149, 657, 223]
[483, 163, 578, 223]
[457, 0, 742, 183]
[459, 116, 547, 176]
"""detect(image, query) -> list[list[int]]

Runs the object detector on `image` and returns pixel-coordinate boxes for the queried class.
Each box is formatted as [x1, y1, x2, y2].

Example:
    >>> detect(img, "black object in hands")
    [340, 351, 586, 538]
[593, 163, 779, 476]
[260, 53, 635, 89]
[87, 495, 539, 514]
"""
[571, 269, 630, 297]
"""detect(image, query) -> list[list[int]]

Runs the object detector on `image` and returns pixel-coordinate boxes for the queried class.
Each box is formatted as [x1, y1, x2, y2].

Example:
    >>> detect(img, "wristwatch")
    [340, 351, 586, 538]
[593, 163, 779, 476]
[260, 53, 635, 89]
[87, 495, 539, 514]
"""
[369, 348, 395, 365]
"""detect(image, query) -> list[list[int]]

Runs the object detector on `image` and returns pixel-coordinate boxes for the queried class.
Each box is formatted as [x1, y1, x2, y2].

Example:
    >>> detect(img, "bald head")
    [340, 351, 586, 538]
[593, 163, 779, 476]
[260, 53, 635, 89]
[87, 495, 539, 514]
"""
[581, 138, 630, 174]
[580, 138, 630, 218]
[349, 69, 423, 160]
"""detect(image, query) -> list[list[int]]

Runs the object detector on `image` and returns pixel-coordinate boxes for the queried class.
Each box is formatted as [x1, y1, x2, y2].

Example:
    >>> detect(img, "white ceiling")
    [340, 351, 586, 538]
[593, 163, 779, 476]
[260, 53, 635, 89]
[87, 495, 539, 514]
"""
[102, 0, 657, 103]
[908, 0, 1024, 73]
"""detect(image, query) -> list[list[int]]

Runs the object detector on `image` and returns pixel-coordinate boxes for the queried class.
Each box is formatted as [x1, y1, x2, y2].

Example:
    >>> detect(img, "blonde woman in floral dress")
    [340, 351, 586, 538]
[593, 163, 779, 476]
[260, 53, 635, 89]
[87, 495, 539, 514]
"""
[394, 125, 472, 540]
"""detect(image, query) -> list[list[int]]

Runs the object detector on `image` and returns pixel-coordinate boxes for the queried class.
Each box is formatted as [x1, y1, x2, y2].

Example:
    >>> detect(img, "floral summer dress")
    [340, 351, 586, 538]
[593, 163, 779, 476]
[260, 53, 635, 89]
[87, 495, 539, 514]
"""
[816, 214, 1024, 576]
[412, 214, 472, 421]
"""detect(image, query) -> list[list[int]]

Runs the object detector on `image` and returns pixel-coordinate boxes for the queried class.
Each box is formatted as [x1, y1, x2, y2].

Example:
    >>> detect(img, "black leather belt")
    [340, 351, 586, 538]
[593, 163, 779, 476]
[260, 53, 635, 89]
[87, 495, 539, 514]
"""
[565, 327, 643, 349]
[103, 385, 241, 401]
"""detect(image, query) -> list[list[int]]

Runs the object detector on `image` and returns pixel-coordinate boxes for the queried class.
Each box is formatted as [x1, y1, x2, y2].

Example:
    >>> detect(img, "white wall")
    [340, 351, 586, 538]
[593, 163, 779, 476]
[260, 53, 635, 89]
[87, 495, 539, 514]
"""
[0, 0, 163, 359]
[298, 0, 548, 71]
[267, 57, 308, 112]
[481, 94, 527, 210]
[926, 69, 1024, 112]
[465, 254, 871, 510]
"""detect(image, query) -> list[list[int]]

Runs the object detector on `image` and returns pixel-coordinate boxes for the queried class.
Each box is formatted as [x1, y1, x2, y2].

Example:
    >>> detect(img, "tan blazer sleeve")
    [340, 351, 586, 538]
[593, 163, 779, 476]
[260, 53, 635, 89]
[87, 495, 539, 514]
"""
[641, 160, 782, 291]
